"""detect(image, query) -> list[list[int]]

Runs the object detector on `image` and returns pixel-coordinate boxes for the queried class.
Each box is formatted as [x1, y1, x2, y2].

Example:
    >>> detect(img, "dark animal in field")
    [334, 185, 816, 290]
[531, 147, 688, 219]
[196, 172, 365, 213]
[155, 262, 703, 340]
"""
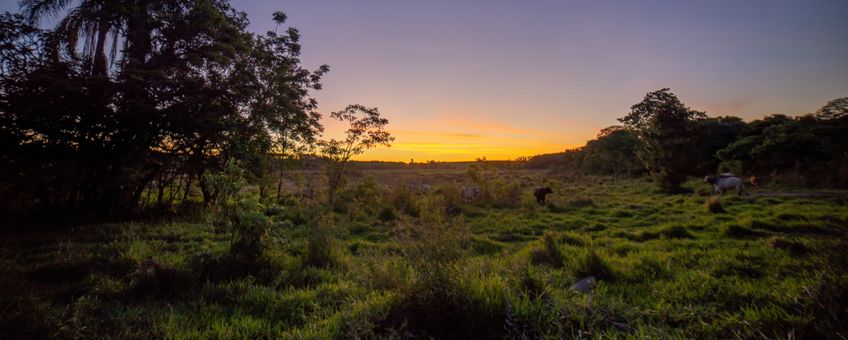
[749, 176, 760, 188]
[534, 187, 553, 205]
[704, 175, 748, 196]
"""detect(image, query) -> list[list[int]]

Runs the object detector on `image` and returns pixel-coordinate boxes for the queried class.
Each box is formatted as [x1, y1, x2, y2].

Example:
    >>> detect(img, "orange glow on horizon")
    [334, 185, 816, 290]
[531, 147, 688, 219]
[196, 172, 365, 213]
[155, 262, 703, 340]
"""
[320, 109, 598, 162]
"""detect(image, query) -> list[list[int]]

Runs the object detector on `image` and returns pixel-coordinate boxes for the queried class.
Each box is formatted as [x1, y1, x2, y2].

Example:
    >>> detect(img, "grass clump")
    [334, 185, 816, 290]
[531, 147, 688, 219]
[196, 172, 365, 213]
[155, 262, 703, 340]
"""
[370, 222, 507, 339]
[377, 206, 397, 222]
[123, 257, 192, 299]
[721, 223, 765, 239]
[768, 237, 809, 256]
[705, 196, 725, 213]
[303, 214, 344, 268]
[572, 249, 614, 280]
[529, 232, 565, 268]
[638, 225, 693, 241]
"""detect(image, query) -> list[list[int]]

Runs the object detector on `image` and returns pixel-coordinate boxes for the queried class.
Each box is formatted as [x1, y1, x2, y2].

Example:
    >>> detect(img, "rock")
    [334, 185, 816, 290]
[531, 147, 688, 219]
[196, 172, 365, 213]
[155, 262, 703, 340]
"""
[569, 276, 596, 293]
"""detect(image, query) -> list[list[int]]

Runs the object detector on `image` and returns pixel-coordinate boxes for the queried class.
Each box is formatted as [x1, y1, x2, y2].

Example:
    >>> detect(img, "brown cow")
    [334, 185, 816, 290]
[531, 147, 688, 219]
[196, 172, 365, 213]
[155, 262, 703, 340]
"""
[534, 187, 553, 205]
[749, 176, 760, 188]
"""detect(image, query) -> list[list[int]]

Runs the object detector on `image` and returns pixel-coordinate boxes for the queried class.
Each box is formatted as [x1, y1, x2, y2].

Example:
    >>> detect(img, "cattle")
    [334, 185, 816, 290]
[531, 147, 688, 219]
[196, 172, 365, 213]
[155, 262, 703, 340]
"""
[408, 183, 431, 195]
[704, 175, 748, 196]
[534, 187, 553, 205]
[461, 186, 481, 201]
[749, 176, 760, 188]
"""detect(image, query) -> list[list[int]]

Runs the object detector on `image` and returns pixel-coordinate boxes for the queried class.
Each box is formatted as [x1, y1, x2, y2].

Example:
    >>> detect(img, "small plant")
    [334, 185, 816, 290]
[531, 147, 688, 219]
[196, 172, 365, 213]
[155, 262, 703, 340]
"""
[705, 196, 725, 213]
[230, 211, 271, 260]
[304, 214, 343, 268]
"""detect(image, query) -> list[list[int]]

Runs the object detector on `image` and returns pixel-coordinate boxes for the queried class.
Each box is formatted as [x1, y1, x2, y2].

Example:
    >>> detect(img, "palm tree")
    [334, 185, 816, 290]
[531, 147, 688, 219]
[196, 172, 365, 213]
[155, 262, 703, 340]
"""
[21, 0, 126, 76]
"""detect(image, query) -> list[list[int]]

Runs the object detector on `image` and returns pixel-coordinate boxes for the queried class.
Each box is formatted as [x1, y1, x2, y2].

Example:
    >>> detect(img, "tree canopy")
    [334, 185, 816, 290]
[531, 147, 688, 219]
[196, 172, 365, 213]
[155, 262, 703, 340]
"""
[0, 1, 331, 218]
[618, 88, 707, 192]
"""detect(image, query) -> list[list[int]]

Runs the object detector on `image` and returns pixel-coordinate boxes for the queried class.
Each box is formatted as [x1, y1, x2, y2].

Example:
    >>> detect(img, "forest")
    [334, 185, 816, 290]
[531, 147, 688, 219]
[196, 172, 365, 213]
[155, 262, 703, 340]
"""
[1, 1, 847, 338]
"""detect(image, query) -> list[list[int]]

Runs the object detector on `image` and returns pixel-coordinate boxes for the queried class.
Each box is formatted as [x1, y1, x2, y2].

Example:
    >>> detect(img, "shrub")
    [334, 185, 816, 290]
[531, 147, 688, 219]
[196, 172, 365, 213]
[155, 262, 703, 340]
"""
[705, 196, 725, 213]
[304, 214, 343, 268]
[387, 184, 420, 217]
[488, 179, 522, 208]
[435, 184, 464, 216]
[230, 211, 270, 260]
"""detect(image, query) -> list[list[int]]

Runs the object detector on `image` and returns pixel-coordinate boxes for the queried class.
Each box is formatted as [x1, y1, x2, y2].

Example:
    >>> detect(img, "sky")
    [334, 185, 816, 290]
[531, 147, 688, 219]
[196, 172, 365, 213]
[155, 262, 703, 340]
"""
[3, 0, 848, 161]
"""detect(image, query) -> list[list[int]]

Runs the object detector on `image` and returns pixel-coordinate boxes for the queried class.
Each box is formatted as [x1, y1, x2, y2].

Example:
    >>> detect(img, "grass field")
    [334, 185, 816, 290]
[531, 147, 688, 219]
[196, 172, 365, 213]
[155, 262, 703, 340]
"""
[2, 173, 847, 339]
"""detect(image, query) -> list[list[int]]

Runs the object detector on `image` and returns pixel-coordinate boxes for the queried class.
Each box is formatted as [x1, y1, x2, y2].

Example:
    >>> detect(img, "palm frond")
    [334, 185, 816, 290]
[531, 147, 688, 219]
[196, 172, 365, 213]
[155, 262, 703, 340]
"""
[20, 0, 74, 24]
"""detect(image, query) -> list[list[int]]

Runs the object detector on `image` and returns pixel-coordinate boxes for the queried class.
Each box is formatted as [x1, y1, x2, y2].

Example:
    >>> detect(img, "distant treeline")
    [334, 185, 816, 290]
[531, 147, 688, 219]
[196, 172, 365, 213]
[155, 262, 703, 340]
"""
[530, 91, 848, 191]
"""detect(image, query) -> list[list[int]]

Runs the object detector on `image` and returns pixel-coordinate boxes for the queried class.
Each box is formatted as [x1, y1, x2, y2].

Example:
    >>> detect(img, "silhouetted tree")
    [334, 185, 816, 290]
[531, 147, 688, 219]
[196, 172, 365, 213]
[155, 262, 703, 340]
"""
[320, 105, 393, 206]
[619, 88, 706, 192]
[816, 97, 848, 120]
[0, 3, 330, 218]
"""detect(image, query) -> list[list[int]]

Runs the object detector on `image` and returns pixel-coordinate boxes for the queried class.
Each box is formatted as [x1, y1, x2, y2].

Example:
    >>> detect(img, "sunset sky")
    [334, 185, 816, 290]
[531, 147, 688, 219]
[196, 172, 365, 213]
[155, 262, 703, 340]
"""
[4, 0, 847, 161]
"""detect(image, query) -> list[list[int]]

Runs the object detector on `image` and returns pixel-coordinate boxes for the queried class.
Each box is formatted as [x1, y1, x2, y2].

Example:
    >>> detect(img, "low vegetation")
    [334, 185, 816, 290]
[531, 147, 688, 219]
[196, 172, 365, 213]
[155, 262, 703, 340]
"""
[1, 177, 846, 338]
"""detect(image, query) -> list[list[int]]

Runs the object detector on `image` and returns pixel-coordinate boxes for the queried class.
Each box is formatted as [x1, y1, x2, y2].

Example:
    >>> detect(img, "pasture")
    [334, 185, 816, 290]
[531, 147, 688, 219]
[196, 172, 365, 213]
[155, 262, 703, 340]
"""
[1, 171, 846, 338]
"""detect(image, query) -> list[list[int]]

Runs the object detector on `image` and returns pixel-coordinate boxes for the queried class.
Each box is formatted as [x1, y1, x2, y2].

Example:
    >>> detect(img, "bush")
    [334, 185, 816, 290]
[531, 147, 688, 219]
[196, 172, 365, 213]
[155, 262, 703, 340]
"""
[387, 184, 421, 217]
[488, 179, 522, 208]
[230, 211, 270, 260]
[435, 184, 464, 216]
[304, 214, 343, 268]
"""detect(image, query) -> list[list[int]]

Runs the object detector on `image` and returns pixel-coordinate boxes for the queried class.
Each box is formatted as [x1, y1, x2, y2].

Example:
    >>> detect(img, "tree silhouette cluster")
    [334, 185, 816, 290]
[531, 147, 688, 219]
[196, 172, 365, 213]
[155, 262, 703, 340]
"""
[0, 2, 331, 218]
[550, 89, 848, 192]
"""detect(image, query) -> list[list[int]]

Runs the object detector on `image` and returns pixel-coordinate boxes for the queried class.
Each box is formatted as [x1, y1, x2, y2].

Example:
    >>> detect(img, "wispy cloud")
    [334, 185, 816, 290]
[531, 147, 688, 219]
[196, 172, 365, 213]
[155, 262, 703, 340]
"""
[391, 130, 483, 139]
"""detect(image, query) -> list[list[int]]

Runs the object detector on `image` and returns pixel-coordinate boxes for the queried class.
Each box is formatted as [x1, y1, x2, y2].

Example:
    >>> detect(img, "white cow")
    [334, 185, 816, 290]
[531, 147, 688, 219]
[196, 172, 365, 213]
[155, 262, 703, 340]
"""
[407, 183, 431, 195]
[461, 186, 481, 201]
[704, 175, 748, 196]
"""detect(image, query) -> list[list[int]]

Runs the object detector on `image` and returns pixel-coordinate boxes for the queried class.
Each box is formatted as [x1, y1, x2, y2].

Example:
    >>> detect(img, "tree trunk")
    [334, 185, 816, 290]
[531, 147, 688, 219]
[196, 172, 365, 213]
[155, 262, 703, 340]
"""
[92, 21, 109, 76]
